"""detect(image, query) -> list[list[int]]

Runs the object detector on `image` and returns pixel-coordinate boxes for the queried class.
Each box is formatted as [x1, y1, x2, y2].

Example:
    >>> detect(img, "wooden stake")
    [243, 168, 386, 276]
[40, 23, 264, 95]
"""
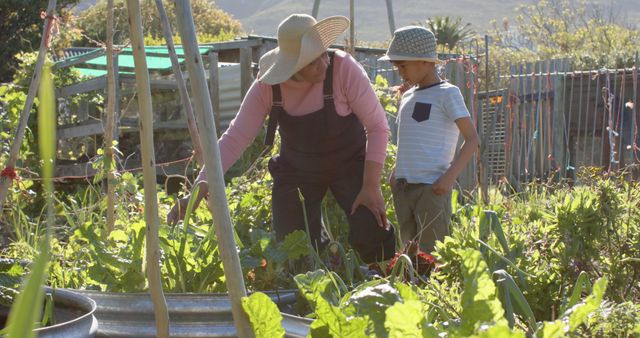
[125, 1, 169, 337]
[385, 0, 396, 36]
[0, 0, 57, 208]
[154, 0, 203, 165]
[104, 0, 117, 233]
[312, 0, 320, 18]
[349, 0, 355, 55]
[172, 1, 253, 337]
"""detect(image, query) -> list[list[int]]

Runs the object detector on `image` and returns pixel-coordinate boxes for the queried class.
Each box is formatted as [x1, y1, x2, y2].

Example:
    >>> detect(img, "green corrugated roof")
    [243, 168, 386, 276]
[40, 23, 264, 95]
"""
[58, 45, 214, 73]
[74, 68, 134, 78]
[84, 54, 183, 70]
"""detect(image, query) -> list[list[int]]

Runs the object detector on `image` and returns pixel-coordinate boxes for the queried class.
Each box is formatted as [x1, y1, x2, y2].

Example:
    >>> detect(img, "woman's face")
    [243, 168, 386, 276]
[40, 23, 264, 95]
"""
[292, 52, 330, 83]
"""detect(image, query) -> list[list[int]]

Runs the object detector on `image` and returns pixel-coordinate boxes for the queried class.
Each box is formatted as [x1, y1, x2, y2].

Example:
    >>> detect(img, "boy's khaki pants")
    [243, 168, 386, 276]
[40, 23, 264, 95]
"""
[392, 182, 451, 253]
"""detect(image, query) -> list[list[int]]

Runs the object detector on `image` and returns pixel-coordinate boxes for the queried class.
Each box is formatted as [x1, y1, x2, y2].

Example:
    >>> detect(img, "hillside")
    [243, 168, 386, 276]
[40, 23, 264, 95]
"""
[215, 0, 640, 43]
[74, 0, 640, 43]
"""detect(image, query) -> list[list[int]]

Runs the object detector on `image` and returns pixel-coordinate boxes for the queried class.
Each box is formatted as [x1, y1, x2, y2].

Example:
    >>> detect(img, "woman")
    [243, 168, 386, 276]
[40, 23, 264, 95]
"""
[168, 13, 395, 263]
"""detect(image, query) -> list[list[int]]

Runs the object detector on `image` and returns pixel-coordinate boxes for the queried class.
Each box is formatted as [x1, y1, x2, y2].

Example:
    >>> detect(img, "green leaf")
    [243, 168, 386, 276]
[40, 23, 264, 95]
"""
[538, 320, 565, 338]
[347, 282, 402, 336]
[313, 295, 368, 338]
[4, 238, 49, 338]
[263, 245, 288, 265]
[471, 321, 525, 338]
[108, 229, 129, 243]
[394, 282, 420, 302]
[567, 277, 607, 331]
[37, 64, 56, 182]
[281, 230, 309, 261]
[480, 210, 510, 255]
[294, 270, 344, 307]
[492, 270, 537, 331]
[241, 292, 285, 338]
[385, 300, 425, 337]
[458, 249, 504, 336]
[560, 271, 591, 314]
[451, 189, 460, 213]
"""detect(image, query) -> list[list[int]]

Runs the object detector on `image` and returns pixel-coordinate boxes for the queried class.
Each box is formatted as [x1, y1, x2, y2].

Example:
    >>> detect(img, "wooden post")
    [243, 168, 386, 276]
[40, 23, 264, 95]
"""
[172, 1, 254, 337]
[0, 0, 57, 208]
[208, 51, 221, 132]
[349, 0, 355, 55]
[125, 1, 170, 337]
[154, 0, 203, 165]
[240, 47, 252, 99]
[385, 0, 396, 36]
[479, 35, 489, 204]
[311, 0, 320, 18]
[104, 0, 117, 233]
[552, 61, 566, 179]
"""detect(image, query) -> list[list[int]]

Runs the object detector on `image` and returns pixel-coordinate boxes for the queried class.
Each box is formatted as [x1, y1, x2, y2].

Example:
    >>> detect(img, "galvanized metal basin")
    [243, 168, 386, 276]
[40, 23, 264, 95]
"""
[77, 290, 311, 338]
[0, 287, 98, 338]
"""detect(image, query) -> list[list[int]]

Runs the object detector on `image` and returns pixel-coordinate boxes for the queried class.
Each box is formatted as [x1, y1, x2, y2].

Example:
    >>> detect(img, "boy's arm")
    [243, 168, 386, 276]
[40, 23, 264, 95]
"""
[432, 117, 480, 195]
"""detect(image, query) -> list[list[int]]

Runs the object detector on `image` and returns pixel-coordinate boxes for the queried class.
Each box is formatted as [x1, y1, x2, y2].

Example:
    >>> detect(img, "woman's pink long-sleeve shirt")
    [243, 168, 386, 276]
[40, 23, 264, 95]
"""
[197, 50, 389, 180]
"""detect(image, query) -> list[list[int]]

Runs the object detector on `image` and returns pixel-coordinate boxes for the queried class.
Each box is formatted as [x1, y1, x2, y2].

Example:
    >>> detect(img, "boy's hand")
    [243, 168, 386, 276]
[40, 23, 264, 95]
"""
[432, 173, 455, 196]
[388, 169, 397, 190]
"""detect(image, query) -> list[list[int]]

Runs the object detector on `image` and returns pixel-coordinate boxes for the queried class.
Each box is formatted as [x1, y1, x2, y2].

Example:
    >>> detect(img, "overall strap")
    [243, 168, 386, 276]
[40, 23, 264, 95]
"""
[264, 84, 283, 146]
[323, 50, 336, 98]
[264, 51, 335, 146]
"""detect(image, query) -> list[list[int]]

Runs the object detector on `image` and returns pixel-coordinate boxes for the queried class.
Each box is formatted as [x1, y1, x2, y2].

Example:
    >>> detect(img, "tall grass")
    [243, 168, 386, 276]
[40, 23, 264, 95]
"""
[4, 63, 55, 337]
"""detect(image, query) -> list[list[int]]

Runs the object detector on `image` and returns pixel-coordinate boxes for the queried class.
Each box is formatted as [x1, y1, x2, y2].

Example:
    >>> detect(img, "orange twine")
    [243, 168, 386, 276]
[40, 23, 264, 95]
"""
[40, 10, 59, 49]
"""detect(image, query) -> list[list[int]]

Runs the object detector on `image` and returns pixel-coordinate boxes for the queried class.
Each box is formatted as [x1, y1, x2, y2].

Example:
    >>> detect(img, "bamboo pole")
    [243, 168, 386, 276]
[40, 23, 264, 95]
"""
[104, 0, 117, 233]
[479, 35, 489, 204]
[349, 0, 355, 55]
[125, 1, 170, 337]
[240, 47, 252, 99]
[311, 0, 320, 18]
[208, 51, 221, 131]
[384, 0, 396, 36]
[0, 0, 57, 208]
[154, 0, 203, 165]
[172, 1, 253, 337]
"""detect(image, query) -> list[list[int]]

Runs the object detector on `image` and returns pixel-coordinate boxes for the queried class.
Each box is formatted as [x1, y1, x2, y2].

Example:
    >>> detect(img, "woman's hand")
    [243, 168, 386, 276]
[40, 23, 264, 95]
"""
[167, 197, 190, 226]
[351, 185, 389, 230]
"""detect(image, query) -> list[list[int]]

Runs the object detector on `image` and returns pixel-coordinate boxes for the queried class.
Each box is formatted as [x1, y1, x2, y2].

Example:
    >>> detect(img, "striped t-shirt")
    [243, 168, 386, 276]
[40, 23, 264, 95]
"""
[395, 81, 470, 184]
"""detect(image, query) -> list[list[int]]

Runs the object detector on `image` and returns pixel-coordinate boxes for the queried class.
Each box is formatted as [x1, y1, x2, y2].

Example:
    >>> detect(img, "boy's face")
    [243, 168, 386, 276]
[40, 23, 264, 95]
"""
[391, 60, 433, 86]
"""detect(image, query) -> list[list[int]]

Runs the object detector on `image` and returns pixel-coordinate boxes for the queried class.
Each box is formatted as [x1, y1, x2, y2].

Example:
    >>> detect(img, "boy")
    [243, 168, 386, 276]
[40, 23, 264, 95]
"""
[379, 26, 480, 253]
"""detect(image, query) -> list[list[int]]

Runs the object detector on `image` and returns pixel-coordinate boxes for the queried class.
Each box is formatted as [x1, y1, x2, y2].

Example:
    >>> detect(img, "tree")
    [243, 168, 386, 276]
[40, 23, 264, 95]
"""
[76, 0, 242, 46]
[0, 0, 80, 83]
[423, 16, 475, 53]
[489, 0, 640, 69]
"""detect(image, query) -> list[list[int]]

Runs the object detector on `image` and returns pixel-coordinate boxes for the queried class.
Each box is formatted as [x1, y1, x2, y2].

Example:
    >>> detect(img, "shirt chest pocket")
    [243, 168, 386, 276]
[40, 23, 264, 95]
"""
[412, 102, 432, 122]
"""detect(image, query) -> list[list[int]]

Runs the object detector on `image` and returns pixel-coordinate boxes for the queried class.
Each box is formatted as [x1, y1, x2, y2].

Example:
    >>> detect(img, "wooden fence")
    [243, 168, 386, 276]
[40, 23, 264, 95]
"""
[51, 35, 639, 191]
[477, 60, 639, 189]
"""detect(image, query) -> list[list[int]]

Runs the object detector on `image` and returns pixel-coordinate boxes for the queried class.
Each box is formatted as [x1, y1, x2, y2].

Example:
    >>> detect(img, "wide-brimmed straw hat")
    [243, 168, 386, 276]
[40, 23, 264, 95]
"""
[379, 26, 442, 63]
[258, 14, 349, 84]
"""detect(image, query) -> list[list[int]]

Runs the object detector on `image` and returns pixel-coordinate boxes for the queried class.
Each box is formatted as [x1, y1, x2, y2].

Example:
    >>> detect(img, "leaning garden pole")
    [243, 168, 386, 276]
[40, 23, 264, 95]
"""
[104, 0, 117, 233]
[384, 0, 396, 35]
[172, 1, 253, 337]
[125, 1, 170, 337]
[154, 0, 203, 165]
[0, 0, 56, 208]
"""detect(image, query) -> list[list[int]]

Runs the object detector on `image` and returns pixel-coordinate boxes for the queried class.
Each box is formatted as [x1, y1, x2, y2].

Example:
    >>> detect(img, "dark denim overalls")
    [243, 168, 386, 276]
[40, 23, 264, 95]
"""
[264, 51, 395, 263]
